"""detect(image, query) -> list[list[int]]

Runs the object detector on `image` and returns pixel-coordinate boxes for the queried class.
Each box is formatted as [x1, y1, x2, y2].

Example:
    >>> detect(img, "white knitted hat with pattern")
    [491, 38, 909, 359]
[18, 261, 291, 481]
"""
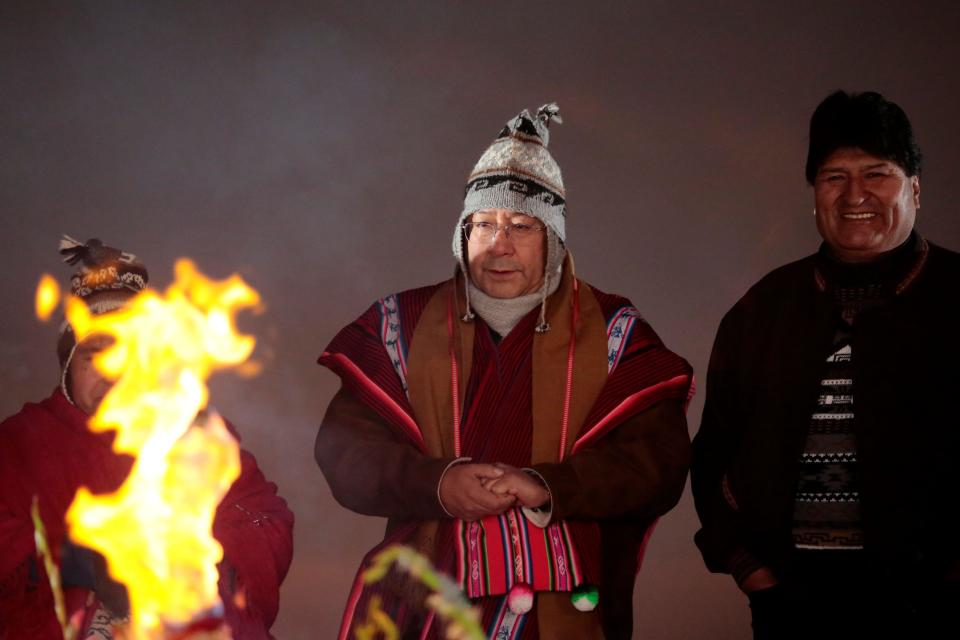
[451, 103, 567, 332]
[452, 102, 565, 265]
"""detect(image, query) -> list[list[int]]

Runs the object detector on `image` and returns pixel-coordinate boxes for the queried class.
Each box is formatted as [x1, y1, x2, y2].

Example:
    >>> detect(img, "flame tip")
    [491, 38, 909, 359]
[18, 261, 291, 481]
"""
[34, 274, 61, 322]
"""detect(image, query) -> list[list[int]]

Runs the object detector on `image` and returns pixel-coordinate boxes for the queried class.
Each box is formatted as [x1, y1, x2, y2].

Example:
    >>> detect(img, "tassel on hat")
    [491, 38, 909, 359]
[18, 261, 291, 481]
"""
[536, 102, 562, 123]
[534, 102, 563, 143]
[58, 235, 87, 264]
[59, 235, 130, 267]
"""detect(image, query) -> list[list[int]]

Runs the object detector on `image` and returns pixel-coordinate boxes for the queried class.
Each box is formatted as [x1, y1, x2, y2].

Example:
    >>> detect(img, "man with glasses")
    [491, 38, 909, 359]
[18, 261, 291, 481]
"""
[315, 104, 692, 639]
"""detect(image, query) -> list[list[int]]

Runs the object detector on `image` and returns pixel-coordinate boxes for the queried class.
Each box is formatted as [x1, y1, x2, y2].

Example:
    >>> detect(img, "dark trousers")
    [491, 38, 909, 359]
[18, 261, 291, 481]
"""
[748, 552, 955, 640]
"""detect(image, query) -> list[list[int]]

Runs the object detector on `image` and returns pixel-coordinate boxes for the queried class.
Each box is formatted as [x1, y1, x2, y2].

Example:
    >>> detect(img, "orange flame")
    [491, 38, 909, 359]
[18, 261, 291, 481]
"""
[63, 259, 259, 639]
[35, 274, 61, 321]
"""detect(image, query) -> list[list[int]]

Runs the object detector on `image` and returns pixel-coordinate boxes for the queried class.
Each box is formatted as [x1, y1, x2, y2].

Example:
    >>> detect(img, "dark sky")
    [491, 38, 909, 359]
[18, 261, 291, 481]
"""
[3, 2, 960, 638]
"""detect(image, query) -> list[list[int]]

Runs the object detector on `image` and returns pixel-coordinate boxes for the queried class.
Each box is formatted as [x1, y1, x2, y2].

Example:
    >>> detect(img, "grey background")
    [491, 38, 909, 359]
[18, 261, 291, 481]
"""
[2, 2, 959, 638]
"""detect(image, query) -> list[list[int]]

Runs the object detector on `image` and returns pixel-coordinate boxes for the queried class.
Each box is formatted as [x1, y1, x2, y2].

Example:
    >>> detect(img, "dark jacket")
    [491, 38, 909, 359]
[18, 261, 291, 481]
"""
[691, 240, 960, 583]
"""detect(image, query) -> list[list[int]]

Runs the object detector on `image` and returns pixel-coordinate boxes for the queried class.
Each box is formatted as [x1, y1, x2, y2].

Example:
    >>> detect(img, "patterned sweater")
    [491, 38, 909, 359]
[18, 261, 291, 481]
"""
[792, 233, 926, 550]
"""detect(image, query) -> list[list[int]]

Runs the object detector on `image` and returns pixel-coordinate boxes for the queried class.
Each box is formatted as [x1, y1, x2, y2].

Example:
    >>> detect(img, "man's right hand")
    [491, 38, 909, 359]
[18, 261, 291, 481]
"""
[439, 463, 516, 521]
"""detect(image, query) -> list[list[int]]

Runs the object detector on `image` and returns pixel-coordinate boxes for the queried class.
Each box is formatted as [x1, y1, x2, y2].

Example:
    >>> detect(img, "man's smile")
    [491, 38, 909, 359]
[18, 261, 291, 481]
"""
[840, 211, 879, 220]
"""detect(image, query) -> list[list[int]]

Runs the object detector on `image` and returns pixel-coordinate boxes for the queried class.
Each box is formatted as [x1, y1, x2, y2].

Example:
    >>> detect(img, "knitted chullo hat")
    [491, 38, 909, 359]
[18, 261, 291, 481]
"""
[452, 103, 567, 332]
[56, 235, 148, 379]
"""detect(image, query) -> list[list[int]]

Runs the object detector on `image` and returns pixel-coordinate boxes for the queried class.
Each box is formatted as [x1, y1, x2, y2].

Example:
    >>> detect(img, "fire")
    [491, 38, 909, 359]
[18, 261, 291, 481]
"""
[61, 258, 260, 638]
[35, 274, 61, 321]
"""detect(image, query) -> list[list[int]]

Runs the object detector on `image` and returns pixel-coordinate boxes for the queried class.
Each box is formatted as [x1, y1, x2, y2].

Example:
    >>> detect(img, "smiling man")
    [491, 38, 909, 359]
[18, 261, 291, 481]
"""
[692, 91, 960, 639]
[813, 147, 919, 263]
[316, 104, 693, 639]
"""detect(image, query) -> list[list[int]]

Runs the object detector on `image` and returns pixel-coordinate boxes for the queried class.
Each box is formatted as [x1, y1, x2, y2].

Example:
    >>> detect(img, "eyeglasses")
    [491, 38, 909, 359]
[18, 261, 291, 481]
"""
[462, 221, 545, 245]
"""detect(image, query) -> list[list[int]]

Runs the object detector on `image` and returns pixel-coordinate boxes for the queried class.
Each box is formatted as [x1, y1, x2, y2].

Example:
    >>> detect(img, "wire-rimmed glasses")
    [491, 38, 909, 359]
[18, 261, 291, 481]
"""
[462, 221, 545, 245]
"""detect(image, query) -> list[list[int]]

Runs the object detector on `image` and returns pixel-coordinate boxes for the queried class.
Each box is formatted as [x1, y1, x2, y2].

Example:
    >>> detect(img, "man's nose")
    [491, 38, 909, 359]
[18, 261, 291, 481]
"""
[488, 227, 515, 254]
[842, 177, 867, 205]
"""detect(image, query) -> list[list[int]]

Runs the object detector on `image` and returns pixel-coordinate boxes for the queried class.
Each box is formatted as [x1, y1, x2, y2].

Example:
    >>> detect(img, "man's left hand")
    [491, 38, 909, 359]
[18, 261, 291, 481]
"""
[483, 464, 549, 508]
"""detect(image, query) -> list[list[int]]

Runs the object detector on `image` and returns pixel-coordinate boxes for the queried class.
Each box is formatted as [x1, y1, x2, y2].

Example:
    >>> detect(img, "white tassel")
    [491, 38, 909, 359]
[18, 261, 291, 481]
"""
[536, 102, 562, 126]
[462, 276, 475, 322]
[58, 235, 83, 252]
[58, 235, 84, 259]
[534, 273, 551, 333]
[59, 234, 87, 265]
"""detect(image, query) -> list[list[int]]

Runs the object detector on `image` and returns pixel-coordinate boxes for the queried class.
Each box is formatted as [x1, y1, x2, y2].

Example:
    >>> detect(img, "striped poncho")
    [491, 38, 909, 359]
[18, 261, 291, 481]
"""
[318, 265, 692, 639]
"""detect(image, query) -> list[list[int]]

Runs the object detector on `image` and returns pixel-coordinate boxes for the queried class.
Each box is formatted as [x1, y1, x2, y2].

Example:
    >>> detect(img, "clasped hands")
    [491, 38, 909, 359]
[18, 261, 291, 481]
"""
[438, 462, 550, 521]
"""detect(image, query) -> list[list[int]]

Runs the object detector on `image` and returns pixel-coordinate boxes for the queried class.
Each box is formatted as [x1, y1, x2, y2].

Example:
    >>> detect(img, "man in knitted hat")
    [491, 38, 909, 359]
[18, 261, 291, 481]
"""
[316, 104, 693, 638]
[692, 90, 960, 639]
[0, 237, 294, 639]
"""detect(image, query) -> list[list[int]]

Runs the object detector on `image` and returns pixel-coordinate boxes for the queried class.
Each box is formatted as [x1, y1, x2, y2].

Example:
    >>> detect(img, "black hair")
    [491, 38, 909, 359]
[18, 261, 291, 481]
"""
[805, 90, 922, 184]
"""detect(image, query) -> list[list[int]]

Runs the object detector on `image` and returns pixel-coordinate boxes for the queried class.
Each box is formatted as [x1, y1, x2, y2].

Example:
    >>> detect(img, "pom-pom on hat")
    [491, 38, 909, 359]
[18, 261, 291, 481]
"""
[56, 235, 148, 367]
